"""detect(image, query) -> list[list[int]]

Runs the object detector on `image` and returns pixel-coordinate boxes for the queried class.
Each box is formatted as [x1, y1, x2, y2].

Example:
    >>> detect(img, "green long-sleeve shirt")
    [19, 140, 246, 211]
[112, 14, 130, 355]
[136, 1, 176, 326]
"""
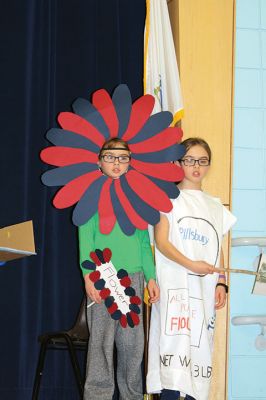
[79, 213, 156, 282]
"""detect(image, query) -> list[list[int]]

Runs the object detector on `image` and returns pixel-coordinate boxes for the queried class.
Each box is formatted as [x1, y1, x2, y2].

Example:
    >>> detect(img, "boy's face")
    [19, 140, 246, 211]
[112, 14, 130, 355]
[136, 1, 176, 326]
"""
[98, 146, 131, 179]
[175, 144, 210, 187]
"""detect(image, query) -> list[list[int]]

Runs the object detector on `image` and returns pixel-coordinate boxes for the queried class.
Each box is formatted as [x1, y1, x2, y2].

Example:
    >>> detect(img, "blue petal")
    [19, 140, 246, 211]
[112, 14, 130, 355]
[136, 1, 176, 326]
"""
[125, 287, 136, 296]
[117, 269, 128, 279]
[46, 128, 100, 153]
[81, 260, 96, 270]
[105, 296, 115, 308]
[72, 97, 110, 139]
[111, 310, 122, 320]
[128, 111, 173, 144]
[120, 174, 160, 225]
[147, 176, 180, 199]
[126, 312, 134, 328]
[129, 304, 140, 314]
[94, 279, 106, 290]
[41, 163, 97, 186]
[72, 175, 107, 226]
[110, 181, 136, 236]
[132, 143, 185, 163]
[112, 84, 132, 138]
[95, 249, 105, 263]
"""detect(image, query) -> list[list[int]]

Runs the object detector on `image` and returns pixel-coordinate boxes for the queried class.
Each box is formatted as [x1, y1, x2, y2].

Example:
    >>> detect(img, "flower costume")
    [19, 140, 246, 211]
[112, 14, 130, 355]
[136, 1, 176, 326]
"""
[40, 84, 184, 235]
[40, 84, 184, 400]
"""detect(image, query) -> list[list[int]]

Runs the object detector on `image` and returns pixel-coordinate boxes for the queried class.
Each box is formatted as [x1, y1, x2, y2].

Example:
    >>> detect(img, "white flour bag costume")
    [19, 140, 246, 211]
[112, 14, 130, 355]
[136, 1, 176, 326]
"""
[147, 189, 236, 400]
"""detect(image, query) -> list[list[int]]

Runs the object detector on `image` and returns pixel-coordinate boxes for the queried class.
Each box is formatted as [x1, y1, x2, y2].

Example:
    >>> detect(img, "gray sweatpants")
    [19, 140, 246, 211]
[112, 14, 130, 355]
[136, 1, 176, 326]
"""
[84, 272, 144, 400]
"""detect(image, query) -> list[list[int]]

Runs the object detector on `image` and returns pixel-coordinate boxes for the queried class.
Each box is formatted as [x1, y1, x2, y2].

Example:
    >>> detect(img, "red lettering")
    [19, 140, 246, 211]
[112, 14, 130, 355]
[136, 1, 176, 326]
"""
[170, 316, 190, 332]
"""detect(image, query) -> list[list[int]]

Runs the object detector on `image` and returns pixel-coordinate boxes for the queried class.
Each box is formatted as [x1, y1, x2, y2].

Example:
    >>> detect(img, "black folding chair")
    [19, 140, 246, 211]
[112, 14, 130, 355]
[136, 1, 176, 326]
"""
[32, 297, 89, 399]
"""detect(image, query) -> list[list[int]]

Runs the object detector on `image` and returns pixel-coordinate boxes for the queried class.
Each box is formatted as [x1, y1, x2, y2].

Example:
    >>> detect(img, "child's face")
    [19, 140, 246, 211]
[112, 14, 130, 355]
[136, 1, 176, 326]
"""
[176, 144, 210, 187]
[98, 146, 131, 179]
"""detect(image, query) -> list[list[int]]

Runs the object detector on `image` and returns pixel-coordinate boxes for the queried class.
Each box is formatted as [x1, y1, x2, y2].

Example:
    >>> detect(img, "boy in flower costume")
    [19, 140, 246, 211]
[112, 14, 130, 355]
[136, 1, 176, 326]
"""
[40, 84, 185, 399]
[79, 137, 159, 399]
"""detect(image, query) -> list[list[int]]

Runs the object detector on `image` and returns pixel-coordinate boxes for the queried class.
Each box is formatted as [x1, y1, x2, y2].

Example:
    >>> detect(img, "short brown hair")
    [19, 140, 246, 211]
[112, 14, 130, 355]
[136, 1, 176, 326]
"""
[98, 138, 130, 159]
[180, 137, 211, 163]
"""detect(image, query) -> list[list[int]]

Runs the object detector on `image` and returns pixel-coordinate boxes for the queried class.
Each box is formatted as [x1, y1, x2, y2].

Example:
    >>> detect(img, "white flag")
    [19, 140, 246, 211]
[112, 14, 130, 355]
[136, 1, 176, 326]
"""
[144, 0, 184, 123]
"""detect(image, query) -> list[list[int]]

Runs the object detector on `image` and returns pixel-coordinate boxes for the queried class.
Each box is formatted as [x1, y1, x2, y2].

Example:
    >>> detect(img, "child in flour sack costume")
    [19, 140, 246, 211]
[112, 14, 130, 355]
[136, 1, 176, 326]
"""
[147, 137, 236, 400]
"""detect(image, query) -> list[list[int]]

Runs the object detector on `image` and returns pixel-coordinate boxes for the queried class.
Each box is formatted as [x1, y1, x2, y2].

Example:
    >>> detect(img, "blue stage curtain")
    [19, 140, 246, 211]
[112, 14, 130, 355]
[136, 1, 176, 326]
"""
[0, 1, 145, 398]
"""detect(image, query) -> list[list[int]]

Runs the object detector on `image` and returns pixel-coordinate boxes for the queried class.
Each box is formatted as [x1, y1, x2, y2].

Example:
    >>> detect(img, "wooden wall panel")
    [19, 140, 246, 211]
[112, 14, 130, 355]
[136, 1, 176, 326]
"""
[168, 1, 235, 399]
[168, 0, 234, 205]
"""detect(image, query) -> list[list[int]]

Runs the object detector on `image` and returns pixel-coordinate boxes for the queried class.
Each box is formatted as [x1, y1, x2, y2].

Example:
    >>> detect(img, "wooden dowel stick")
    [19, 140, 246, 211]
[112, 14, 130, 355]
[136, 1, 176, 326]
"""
[215, 268, 259, 276]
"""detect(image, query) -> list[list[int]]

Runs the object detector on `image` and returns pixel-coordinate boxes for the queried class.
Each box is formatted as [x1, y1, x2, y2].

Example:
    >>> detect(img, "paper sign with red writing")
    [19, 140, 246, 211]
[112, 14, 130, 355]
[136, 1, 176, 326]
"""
[165, 288, 204, 347]
[82, 248, 142, 328]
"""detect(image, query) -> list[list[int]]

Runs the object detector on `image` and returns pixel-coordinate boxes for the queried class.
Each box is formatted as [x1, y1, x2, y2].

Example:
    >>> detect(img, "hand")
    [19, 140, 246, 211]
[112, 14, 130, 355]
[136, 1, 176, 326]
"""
[84, 274, 102, 304]
[188, 261, 216, 275]
[215, 284, 227, 309]
[147, 279, 160, 303]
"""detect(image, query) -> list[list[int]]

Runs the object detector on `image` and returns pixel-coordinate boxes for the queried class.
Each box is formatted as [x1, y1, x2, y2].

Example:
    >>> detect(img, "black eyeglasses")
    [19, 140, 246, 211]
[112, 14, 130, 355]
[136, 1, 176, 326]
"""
[101, 154, 131, 164]
[180, 158, 210, 166]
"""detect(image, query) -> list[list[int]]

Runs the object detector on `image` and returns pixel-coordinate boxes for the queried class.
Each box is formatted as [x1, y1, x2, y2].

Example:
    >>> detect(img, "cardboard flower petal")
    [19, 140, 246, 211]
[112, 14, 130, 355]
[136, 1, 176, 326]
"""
[82, 248, 142, 328]
[40, 84, 185, 235]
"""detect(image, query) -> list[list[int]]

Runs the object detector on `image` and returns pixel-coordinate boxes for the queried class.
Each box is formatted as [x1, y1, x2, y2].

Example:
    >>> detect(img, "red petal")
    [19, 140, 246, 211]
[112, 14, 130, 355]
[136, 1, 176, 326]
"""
[122, 95, 155, 141]
[120, 276, 131, 287]
[120, 315, 128, 328]
[100, 288, 111, 299]
[89, 270, 100, 282]
[92, 89, 119, 137]
[114, 180, 148, 230]
[131, 159, 184, 182]
[103, 248, 112, 263]
[40, 147, 98, 166]
[58, 112, 105, 147]
[129, 127, 183, 153]
[53, 170, 101, 208]
[126, 170, 173, 212]
[129, 312, 140, 326]
[90, 251, 102, 266]
[98, 179, 116, 234]
[130, 296, 142, 305]
[108, 302, 118, 314]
